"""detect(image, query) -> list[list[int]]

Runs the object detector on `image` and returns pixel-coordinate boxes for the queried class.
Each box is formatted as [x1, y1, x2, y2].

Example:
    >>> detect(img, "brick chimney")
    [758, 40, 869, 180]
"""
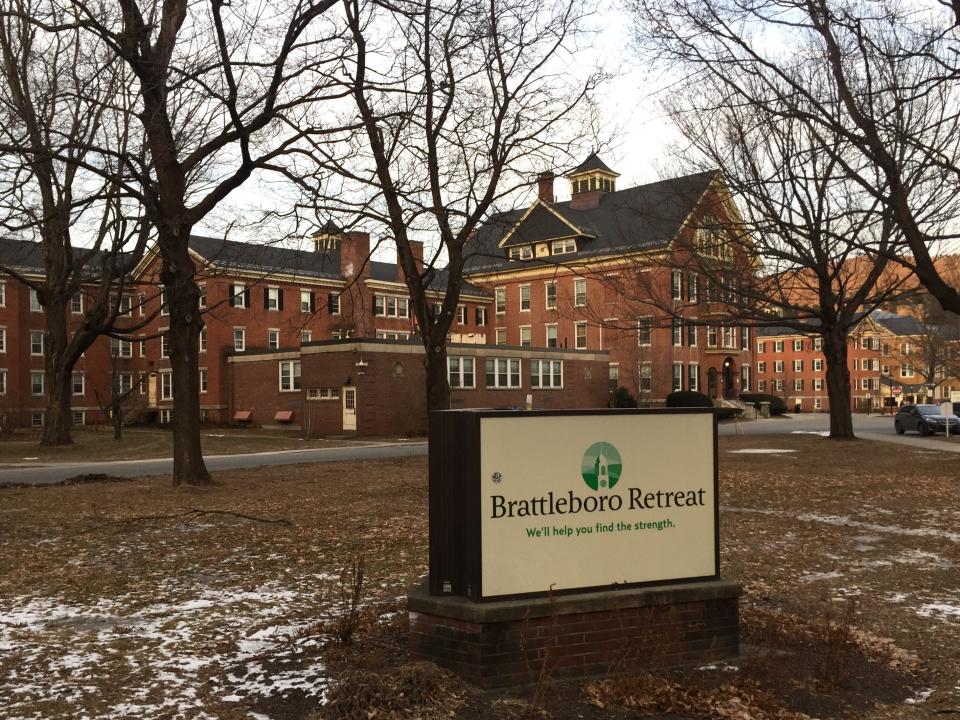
[537, 171, 556, 204]
[339, 231, 371, 281]
[398, 240, 425, 281]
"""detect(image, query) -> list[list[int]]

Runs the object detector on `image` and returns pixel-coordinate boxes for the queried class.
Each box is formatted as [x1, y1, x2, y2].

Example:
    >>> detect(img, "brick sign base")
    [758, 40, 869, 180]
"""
[407, 580, 741, 688]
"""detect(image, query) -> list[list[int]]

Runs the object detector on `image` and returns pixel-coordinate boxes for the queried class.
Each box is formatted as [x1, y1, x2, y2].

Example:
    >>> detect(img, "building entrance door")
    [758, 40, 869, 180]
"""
[707, 368, 718, 399]
[148, 374, 157, 407]
[723, 358, 736, 399]
[342, 387, 357, 432]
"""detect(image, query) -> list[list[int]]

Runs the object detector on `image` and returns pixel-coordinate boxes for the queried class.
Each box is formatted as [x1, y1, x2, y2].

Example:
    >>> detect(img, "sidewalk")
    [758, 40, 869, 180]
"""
[858, 431, 960, 453]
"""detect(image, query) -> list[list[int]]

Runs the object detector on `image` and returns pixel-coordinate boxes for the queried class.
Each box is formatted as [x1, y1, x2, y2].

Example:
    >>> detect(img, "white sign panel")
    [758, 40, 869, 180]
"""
[479, 412, 717, 598]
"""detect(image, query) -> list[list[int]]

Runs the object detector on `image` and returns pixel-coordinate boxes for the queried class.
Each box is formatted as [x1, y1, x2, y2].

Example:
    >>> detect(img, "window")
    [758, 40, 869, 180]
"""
[794, 379, 804, 391]
[118, 373, 133, 395]
[300, 290, 313, 313]
[234, 328, 246, 352]
[71, 293, 83, 314]
[672, 270, 682, 300]
[574, 279, 587, 307]
[30, 330, 44, 355]
[774, 360, 784, 373]
[551, 238, 576, 254]
[637, 317, 652, 347]
[265, 287, 282, 310]
[72, 373, 84, 396]
[722, 327, 735, 349]
[268, 330, 280, 350]
[0, 283, 5, 307]
[758, 379, 767, 391]
[29, 289, 41, 312]
[687, 273, 698, 302]
[546, 324, 558, 348]
[814, 397, 822, 409]
[198, 285, 207, 309]
[279, 360, 301, 391]
[161, 332, 170, 358]
[160, 289, 169, 316]
[793, 339, 803, 352]
[308, 387, 341, 400]
[328, 293, 340, 315]
[475, 307, 487, 326]
[199, 329, 206, 353]
[672, 318, 683, 347]
[774, 379, 783, 392]
[774, 340, 784, 353]
[520, 285, 531, 311]
[375, 330, 411, 340]
[161, 372, 173, 400]
[672, 362, 683, 392]
[813, 337, 822, 351]
[111, 337, 132, 358]
[457, 305, 467, 325]
[545, 282, 557, 310]
[757, 341, 766, 353]
[301, 331, 312, 344]
[447, 356, 476, 388]
[814, 378, 823, 391]
[32, 412, 44, 427]
[740, 327, 749, 350]
[707, 326, 717, 347]
[230, 283, 247, 308]
[609, 363, 620, 384]
[758, 361, 766, 373]
[509, 245, 534, 260]
[901, 364, 915, 378]
[199, 369, 208, 394]
[495, 287, 506, 314]
[793, 359, 803, 372]
[485, 357, 521, 388]
[813, 358, 822, 372]
[639, 362, 652, 392]
[861, 337, 869, 349]
[0, 369, 5, 394]
[687, 320, 697, 347]
[374, 294, 409, 318]
[31, 372, 44, 395]
[740, 365, 751, 392]
[495, 328, 507, 345]
[688, 363, 700, 391]
[0, 328, 4, 353]
[519, 326, 531, 347]
[138, 293, 146, 317]
[575, 322, 587, 349]
[531, 359, 563, 388]
[159, 409, 172, 424]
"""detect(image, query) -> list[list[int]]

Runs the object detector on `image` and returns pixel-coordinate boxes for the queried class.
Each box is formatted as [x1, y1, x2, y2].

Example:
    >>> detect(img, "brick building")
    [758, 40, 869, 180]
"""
[462, 155, 754, 404]
[1, 156, 757, 433]
[754, 310, 960, 412]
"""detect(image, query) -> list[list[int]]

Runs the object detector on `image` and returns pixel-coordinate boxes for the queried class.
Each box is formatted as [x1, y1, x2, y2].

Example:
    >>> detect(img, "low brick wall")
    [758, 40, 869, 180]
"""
[407, 580, 740, 688]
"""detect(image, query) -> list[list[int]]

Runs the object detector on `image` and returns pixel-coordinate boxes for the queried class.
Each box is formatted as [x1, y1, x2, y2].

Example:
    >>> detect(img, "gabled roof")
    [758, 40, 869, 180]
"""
[569, 153, 618, 177]
[0, 236, 138, 280]
[499, 202, 591, 248]
[871, 309, 960, 340]
[464, 170, 719, 275]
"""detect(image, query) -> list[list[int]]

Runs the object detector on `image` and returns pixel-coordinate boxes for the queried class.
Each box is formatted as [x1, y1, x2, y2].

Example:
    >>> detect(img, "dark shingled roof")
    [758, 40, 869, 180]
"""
[0, 236, 139, 278]
[500, 204, 587, 248]
[464, 170, 718, 275]
[872, 309, 960, 340]
[189, 235, 490, 298]
[569, 152, 618, 176]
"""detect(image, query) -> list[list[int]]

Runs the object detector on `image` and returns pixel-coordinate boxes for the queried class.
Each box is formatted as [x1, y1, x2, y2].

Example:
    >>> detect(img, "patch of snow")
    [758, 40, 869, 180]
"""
[917, 603, 960, 621]
[800, 571, 844, 583]
[905, 687, 934, 704]
[790, 430, 830, 436]
[727, 448, 796, 454]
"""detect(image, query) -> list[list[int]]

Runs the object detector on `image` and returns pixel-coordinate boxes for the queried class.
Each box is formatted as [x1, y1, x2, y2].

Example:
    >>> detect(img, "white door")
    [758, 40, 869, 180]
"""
[342, 387, 357, 432]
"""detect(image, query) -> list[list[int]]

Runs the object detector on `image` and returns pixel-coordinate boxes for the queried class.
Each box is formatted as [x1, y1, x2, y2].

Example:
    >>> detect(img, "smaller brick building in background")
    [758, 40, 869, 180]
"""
[228, 339, 610, 436]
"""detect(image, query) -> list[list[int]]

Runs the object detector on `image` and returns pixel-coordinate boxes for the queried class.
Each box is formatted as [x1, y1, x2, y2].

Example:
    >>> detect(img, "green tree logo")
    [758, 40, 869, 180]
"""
[581, 442, 623, 491]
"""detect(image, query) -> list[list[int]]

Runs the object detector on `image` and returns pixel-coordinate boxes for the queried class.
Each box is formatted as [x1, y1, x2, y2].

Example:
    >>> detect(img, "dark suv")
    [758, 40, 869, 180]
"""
[894, 404, 960, 436]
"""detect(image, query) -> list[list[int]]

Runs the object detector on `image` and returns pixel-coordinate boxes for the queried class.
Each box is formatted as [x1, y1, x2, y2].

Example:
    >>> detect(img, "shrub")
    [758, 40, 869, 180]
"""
[612, 386, 639, 408]
[740, 393, 788, 416]
[665, 390, 714, 408]
[717, 406, 743, 420]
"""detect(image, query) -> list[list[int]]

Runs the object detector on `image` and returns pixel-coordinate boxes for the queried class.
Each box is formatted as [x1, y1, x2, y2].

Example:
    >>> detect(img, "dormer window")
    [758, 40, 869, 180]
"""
[551, 238, 576, 255]
[509, 245, 534, 260]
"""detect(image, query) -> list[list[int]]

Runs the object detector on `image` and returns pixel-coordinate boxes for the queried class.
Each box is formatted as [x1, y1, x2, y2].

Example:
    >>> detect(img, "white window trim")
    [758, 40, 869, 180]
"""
[278, 360, 301, 392]
[495, 287, 506, 315]
[519, 325, 532, 347]
[519, 284, 531, 312]
[575, 322, 588, 350]
[485, 357, 522, 389]
[574, 279, 587, 307]
[530, 359, 564, 389]
[234, 328, 246, 352]
[268, 328, 280, 350]
[72, 372, 85, 396]
[447, 356, 477, 389]
[544, 281, 557, 310]
[30, 330, 44, 356]
[31, 372, 44, 396]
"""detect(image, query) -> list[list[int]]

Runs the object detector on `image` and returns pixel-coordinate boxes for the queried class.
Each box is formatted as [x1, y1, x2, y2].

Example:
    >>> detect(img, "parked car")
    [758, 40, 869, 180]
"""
[894, 404, 960, 436]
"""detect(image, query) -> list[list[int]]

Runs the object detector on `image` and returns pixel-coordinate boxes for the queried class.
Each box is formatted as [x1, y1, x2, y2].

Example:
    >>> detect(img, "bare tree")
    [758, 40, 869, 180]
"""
[65, 0, 344, 483]
[0, 0, 149, 446]
[311, 0, 603, 413]
[631, 0, 960, 315]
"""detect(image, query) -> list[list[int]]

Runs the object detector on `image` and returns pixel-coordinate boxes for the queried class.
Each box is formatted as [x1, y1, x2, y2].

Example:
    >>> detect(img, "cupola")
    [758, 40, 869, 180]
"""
[566, 153, 619, 210]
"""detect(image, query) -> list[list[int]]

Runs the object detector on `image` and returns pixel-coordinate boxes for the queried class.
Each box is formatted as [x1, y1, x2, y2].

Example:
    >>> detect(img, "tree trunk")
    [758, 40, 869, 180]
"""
[424, 333, 451, 414]
[112, 399, 123, 440]
[160, 235, 210, 485]
[41, 296, 73, 446]
[822, 327, 855, 439]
